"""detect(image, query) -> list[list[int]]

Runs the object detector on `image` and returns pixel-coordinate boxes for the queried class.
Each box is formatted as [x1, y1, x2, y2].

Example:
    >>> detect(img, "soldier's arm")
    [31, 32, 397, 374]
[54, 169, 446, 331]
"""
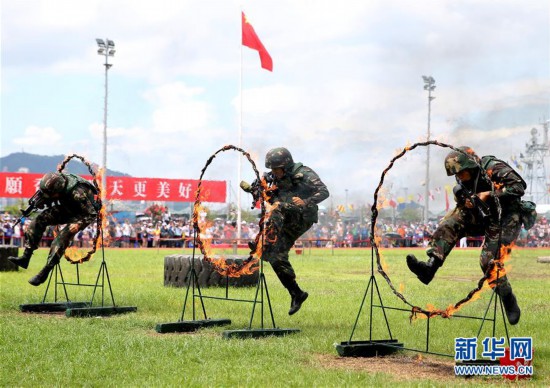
[302, 169, 330, 206]
[486, 161, 526, 200]
[70, 187, 99, 224]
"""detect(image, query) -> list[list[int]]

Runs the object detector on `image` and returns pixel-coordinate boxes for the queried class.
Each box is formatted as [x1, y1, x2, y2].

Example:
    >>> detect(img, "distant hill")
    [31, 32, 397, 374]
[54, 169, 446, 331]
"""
[0, 152, 130, 177]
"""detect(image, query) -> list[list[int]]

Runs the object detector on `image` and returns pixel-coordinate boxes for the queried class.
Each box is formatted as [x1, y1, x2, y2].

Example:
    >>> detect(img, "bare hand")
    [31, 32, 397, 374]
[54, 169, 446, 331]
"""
[292, 197, 305, 207]
[69, 223, 81, 233]
[478, 191, 491, 202]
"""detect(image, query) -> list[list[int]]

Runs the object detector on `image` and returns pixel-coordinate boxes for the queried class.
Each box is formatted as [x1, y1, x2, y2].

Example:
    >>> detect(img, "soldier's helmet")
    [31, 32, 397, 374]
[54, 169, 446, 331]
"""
[444, 146, 481, 176]
[39, 172, 67, 195]
[265, 147, 294, 170]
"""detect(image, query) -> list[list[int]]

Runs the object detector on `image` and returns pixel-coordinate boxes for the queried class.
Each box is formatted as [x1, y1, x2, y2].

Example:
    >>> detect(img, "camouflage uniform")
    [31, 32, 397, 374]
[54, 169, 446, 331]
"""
[259, 148, 329, 314]
[407, 147, 530, 325]
[9, 172, 101, 286]
[427, 155, 526, 275]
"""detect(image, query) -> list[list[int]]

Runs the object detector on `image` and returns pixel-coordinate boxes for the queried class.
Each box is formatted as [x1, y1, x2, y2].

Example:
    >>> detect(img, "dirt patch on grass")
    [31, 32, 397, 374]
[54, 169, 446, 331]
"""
[316, 353, 486, 383]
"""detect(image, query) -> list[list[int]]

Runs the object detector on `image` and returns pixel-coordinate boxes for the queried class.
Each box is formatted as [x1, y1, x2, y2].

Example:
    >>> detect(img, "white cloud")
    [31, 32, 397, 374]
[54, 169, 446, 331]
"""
[142, 82, 214, 134]
[13, 125, 63, 147]
[2, 0, 549, 208]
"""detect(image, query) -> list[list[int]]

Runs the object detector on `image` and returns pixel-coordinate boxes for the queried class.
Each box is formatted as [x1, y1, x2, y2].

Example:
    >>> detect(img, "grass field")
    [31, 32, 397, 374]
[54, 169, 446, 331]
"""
[1, 245, 549, 386]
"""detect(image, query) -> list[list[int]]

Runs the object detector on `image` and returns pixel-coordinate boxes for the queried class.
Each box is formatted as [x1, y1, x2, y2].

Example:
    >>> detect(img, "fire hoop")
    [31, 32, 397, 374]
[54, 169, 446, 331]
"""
[19, 154, 137, 317]
[57, 154, 103, 264]
[192, 145, 265, 277]
[371, 140, 504, 319]
[156, 145, 301, 337]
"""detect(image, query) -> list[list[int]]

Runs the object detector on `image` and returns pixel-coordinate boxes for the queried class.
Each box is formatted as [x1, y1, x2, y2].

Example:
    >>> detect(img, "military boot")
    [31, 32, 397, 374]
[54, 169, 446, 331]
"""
[496, 284, 521, 325]
[406, 254, 443, 285]
[28, 266, 53, 286]
[7, 248, 33, 269]
[289, 289, 309, 316]
[28, 261, 58, 287]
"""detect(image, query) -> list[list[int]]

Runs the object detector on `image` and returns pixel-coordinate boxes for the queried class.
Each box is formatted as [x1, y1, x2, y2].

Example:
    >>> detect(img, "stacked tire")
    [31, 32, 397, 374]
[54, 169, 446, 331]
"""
[0, 246, 18, 272]
[164, 254, 259, 288]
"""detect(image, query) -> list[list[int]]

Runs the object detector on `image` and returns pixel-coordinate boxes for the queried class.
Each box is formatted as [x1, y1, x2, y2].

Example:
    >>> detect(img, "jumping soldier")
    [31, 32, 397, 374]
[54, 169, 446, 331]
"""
[243, 147, 329, 315]
[406, 146, 537, 325]
[8, 172, 101, 286]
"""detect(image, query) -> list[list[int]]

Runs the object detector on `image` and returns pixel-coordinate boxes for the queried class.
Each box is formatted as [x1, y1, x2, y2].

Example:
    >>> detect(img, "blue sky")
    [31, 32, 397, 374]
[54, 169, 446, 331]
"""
[2, 0, 549, 211]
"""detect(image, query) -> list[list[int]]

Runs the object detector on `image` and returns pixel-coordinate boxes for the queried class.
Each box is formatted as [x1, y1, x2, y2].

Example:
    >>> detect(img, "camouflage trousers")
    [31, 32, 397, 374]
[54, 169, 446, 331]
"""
[263, 205, 313, 292]
[426, 203, 522, 287]
[24, 207, 94, 267]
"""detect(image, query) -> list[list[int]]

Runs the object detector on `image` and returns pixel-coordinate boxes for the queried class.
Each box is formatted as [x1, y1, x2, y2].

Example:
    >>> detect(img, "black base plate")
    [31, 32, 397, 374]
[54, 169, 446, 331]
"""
[336, 340, 404, 357]
[222, 328, 300, 339]
[155, 318, 232, 333]
[20, 302, 90, 313]
[66, 306, 137, 317]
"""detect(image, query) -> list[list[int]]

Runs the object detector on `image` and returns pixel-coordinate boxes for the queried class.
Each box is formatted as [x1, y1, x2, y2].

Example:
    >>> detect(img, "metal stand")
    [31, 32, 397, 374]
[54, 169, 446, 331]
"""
[336, 246, 403, 357]
[20, 231, 137, 317]
[156, 233, 300, 338]
[336, 247, 511, 359]
[155, 252, 231, 333]
[20, 263, 90, 313]
[455, 272, 511, 371]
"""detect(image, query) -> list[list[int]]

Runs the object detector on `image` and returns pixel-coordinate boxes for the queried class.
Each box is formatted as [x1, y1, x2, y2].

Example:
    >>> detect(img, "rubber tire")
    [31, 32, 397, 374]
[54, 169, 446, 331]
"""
[163, 254, 259, 288]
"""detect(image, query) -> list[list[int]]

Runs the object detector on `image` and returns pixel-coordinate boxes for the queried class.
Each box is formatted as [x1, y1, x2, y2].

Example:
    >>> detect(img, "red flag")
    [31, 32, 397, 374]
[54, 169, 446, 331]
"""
[445, 188, 450, 211]
[242, 12, 273, 71]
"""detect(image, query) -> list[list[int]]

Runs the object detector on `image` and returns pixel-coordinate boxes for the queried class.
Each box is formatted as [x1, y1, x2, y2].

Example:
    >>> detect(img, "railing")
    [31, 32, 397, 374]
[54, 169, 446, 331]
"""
[0, 235, 515, 252]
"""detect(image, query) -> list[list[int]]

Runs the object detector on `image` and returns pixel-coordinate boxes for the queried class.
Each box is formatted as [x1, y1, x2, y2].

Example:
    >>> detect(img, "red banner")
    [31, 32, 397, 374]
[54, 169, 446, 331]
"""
[0, 172, 226, 203]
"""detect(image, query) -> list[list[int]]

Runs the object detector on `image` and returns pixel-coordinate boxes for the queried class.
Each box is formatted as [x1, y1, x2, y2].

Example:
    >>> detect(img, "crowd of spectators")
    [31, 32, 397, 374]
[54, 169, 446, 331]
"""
[2, 212, 550, 249]
[303, 220, 439, 248]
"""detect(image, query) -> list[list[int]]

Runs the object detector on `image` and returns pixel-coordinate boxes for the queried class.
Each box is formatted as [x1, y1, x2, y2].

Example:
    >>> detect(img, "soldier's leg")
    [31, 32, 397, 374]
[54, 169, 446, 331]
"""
[480, 211, 522, 325]
[8, 212, 53, 269]
[269, 255, 309, 315]
[29, 224, 78, 286]
[407, 208, 468, 284]
[264, 216, 310, 315]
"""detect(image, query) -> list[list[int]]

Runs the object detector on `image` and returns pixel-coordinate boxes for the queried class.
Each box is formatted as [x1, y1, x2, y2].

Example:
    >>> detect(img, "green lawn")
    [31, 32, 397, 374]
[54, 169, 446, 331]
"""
[1, 246, 549, 386]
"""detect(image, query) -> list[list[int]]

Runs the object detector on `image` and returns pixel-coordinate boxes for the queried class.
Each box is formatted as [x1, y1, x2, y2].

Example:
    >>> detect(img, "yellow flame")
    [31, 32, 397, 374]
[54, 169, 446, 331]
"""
[193, 201, 259, 277]
[411, 246, 515, 320]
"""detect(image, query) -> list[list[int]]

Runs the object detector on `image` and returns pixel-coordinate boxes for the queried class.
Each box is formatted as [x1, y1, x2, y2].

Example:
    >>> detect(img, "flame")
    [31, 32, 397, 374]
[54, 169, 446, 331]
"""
[192, 201, 259, 277]
[251, 178, 280, 255]
[442, 291, 483, 317]
[373, 224, 388, 272]
[396, 142, 413, 155]
[493, 182, 504, 191]
[64, 167, 106, 264]
[485, 243, 513, 288]
[410, 244, 515, 321]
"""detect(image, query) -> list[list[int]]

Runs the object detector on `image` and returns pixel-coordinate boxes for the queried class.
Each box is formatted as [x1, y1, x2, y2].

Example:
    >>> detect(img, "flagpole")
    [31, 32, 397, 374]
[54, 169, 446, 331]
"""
[236, 9, 243, 242]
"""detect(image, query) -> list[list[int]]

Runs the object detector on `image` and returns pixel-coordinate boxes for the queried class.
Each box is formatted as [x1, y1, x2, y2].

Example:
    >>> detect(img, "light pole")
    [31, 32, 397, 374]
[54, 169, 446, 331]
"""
[345, 189, 348, 209]
[422, 75, 436, 224]
[96, 38, 115, 201]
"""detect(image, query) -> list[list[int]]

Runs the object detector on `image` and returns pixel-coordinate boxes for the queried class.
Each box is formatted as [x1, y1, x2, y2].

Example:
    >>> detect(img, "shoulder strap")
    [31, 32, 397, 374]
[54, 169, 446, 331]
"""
[291, 162, 304, 175]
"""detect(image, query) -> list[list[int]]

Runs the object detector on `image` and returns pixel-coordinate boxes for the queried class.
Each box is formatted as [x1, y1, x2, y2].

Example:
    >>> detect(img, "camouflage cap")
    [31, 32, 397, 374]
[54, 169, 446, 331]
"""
[265, 147, 294, 169]
[39, 172, 67, 195]
[444, 146, 481, 176]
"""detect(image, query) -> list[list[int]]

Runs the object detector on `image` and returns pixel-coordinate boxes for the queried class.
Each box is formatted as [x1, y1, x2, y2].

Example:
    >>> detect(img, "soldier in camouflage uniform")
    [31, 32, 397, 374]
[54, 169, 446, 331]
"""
[245, 147, 329, 315]
[406, 146, 533, 325]
[8, 172, 101, 286]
